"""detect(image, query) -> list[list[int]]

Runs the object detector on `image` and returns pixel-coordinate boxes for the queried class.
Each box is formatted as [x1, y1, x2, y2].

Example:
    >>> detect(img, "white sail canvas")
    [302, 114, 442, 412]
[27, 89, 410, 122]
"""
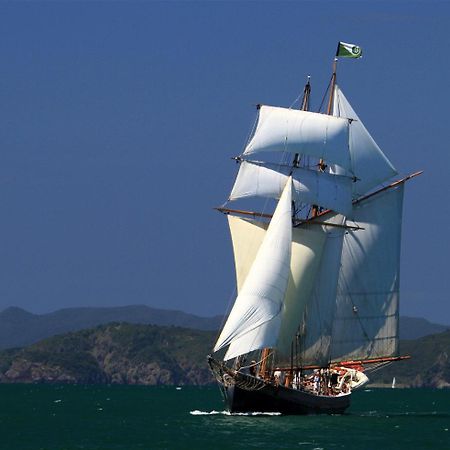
[229, 160, 353, 216]
[226, 215, 328, 359]
[333, 85, 397, 197]
[330, 184, 404, 362]
[243, 106, 351, 171]
[296, 212, 346, 366]
[213, 178, 293, 360]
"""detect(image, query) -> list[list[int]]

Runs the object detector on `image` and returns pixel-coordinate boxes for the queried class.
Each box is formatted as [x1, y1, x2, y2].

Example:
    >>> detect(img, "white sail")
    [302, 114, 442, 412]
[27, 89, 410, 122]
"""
[213, 178, 293, 360]
[297, 213, 346, 366]
[226, 215, 328, 359]
[229, 160, 353, 216]
[276, 223, 327, 356]
[330, 184, 404, 362]
[333, 85, 397, 197]
[243, 106, 351, 171]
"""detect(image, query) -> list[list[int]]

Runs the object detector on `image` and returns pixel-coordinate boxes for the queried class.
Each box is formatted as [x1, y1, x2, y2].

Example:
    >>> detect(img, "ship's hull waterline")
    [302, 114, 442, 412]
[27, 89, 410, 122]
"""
[209, 357, 351, 415]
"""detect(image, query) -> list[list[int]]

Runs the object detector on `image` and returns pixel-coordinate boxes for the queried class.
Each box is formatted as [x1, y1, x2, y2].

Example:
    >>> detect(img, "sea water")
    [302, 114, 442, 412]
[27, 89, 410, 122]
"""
[0, 384, 448, 449]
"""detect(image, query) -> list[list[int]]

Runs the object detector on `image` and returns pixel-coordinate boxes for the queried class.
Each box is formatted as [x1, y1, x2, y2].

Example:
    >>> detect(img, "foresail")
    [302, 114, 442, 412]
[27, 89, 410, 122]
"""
[243, 106, 351, 171]
[213, 178, 293, 360]
[229, 160, 353, 216]
[226, 215, 328, 359]
[333, 85, 397, 197]
[330, 184, 404, 362]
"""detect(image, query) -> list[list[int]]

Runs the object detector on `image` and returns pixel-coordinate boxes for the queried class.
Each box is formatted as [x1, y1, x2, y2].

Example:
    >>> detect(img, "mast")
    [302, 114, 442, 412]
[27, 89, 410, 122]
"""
[326, 58, 338, 116]
[312, 57, 338, 217]
[285, 77, 312, 375]
[293, 76, 311, 168]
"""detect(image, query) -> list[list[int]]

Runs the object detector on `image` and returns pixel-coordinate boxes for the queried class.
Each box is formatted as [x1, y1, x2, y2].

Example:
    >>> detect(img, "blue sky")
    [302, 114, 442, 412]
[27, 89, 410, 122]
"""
[0, 1, 448, 324]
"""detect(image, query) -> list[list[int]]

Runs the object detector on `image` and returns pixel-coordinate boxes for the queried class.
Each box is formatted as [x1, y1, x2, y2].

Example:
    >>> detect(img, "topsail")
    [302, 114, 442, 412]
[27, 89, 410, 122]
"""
[229, 160, 353, 217]
[243, 106, 351, 171]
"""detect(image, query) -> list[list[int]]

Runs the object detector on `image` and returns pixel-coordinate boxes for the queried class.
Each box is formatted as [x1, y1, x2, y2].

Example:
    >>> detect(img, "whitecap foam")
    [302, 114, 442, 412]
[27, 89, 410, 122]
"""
[189, 410, 281, 416]
[190, 410, 225, 415]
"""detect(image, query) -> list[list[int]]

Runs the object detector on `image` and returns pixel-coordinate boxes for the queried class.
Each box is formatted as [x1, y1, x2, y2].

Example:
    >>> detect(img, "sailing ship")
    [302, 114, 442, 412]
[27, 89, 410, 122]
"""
[208, 43, 421, 414]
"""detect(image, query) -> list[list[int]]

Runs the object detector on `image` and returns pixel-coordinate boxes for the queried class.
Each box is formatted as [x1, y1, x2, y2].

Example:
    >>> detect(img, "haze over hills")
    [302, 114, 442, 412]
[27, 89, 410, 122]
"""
[399, 316, 448, 340]
[0, 306, 222, 350]
[0, 305, 447, 350]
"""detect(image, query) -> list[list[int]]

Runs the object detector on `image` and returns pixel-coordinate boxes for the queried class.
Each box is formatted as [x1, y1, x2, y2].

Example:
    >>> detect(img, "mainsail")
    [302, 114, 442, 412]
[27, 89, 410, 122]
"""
[330, 184, 404, 362]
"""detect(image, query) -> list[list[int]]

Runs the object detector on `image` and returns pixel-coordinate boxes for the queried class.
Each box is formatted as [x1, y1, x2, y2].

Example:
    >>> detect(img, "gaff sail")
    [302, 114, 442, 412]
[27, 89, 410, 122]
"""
[330, 184, 404, 362]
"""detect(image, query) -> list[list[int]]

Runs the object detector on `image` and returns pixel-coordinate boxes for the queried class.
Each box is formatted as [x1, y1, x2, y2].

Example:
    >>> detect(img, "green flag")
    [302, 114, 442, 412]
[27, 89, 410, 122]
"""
[336, 41, 362, 58]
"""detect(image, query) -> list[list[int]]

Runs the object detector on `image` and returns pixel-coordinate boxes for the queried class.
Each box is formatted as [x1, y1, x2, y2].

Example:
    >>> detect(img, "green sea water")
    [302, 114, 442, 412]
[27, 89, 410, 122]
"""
[0, 385, 448, 450]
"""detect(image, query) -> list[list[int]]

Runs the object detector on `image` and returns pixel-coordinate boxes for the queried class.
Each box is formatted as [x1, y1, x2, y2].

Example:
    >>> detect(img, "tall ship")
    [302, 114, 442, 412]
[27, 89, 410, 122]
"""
[208, 42, 421, 414]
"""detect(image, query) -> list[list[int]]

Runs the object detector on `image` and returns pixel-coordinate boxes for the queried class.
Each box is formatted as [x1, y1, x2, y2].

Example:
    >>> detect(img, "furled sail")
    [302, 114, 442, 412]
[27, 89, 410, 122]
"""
[243, 106, 351, 171]
[229, 160, 353, 216]
[213, 178, 293, 360]
[332, 85, 397, 197]
[296, 212, 346, 366]
[330, 184, 404, 362]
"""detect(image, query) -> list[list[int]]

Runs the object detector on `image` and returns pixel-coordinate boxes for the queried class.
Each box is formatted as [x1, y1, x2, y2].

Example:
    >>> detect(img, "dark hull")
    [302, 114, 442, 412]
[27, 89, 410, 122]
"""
[222, 381, 350, 415]
[209, 357, 351, 415]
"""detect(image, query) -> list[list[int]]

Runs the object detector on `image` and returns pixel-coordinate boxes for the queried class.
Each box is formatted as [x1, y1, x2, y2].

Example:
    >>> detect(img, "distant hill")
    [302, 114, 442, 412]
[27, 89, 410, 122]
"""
[0, 306, 222, 350]
[0, 323, 216, 385]
[399, 316, 448, 340]
[0, 305, 447, 351]
[368, 330, 450, 388]
[0, 323, 448, 388]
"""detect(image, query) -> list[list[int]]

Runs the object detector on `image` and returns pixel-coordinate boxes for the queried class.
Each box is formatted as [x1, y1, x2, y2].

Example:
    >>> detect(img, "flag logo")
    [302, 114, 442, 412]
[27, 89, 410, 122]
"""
[337, 42, 362, 58]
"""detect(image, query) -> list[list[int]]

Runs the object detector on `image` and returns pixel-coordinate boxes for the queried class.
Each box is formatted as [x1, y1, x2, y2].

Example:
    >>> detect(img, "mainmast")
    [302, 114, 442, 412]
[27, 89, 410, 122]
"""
[312, 57, 338, 217]
[326, 57, 338, 116]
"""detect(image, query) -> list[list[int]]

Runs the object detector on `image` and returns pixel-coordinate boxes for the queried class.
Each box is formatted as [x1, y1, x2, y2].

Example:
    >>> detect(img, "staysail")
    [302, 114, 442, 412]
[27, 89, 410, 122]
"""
[332, 85, 397, 198]
[330, 184, 404, 362]
[213, 177, 293, 360]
